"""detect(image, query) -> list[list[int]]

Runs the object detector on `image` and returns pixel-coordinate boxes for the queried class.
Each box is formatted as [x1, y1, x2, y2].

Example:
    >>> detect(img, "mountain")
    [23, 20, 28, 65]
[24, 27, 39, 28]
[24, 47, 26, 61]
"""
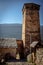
[0, 24, 22, 40]
[40, 25, 43, 41]
[0, 24, 43, 41]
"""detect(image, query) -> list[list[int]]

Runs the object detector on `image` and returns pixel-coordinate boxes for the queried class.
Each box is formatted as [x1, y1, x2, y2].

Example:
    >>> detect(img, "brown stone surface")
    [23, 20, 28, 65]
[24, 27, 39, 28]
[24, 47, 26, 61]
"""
[36, 48, 43, 65]
[17, 40, 24, 59]
[0, 39, 24, 60]
[17, 40, 24, 53]
[0, 48, 16, 60]
[22, 3, 41, 50]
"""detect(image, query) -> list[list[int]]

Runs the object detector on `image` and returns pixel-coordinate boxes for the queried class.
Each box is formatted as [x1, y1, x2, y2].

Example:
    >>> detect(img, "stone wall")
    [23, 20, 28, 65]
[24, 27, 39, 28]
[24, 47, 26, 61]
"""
[22, 3, 40, 49]
[36, 48, 43, 65]
[0, 39, 23, 60]
[16, 40, 24, 59]
[0, 48, 16, 60]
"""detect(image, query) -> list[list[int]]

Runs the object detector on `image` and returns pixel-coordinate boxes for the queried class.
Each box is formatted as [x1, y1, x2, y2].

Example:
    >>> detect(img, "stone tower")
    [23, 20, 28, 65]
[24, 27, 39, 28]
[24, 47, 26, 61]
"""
[22, 3, 41, 49]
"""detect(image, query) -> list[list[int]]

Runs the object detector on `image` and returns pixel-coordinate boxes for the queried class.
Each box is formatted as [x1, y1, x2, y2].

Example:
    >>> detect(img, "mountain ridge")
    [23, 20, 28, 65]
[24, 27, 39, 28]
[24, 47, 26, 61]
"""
[0, 24, 43, 40]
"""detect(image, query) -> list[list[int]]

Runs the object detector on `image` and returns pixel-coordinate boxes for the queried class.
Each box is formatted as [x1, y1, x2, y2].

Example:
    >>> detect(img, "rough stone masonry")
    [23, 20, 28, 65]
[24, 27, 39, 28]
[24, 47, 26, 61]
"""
[22, 3, 41, 55]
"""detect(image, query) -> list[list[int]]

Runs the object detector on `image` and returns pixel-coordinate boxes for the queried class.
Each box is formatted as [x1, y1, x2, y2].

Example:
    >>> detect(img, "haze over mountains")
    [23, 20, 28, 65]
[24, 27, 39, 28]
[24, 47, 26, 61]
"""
[0, 24, 22, 40]
[40, 25, 43, 41]
[0, 24, 43, 41]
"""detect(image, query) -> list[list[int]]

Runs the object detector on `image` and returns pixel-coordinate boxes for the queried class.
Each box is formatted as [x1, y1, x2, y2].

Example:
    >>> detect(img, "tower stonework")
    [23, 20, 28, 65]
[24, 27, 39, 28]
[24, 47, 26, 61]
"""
[22, 3, 41, 49]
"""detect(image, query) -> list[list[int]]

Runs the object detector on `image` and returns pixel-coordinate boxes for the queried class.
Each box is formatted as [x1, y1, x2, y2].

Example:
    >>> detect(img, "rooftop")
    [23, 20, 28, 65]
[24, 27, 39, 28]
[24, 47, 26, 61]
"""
[22, 3, 40, 11]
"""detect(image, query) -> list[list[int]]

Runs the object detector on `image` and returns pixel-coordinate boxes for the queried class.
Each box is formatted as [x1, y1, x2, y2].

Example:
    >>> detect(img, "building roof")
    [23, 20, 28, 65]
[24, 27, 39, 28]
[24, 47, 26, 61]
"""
[0, 38, 18, 48]
[30, 41, 39, 48]
[22, 3, 40, 12]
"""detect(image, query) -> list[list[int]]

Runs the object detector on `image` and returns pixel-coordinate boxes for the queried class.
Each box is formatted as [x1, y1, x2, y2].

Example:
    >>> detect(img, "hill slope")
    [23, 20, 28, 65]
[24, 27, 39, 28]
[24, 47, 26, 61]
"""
[0, 24, 43, 40]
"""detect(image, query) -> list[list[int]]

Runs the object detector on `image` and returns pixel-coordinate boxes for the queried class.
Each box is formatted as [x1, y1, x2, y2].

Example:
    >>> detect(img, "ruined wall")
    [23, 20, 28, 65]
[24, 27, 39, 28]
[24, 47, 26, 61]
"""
[36, 48, 43, 65]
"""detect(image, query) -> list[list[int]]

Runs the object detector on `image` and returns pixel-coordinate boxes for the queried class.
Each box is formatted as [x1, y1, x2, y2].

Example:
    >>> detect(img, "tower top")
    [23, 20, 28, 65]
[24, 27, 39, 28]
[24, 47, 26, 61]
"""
[22, 3, 40, 12]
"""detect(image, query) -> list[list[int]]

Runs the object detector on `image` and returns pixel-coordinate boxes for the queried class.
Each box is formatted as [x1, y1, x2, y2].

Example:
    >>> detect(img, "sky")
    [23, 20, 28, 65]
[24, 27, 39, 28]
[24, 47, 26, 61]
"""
[0, 0, 43, 25]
